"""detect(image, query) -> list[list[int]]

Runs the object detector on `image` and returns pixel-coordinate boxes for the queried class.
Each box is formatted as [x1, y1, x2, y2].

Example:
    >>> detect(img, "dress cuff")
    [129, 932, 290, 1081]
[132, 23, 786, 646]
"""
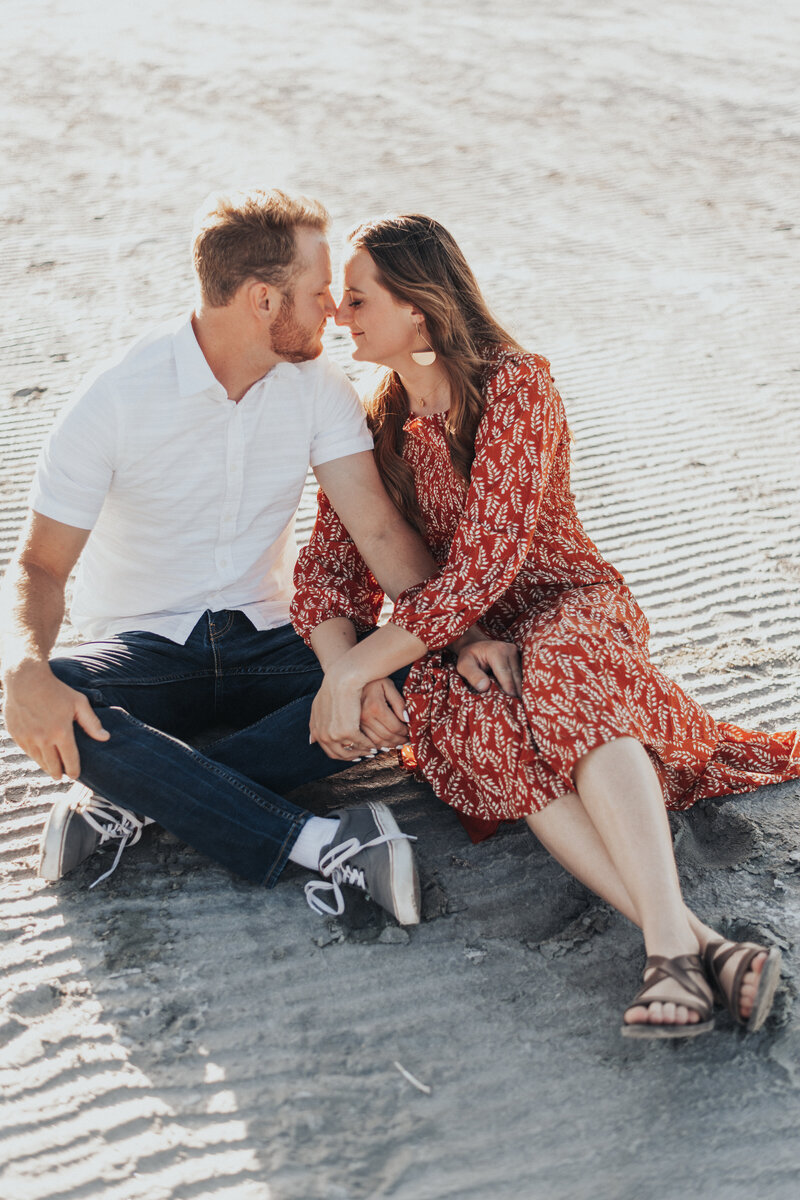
[390, 583, 474, 652]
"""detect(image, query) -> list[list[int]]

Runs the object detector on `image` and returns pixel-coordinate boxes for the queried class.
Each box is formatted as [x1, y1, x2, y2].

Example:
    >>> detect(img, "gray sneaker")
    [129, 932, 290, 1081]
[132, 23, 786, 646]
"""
[304, 801, 421, 925]
[38, 782, 152, 887]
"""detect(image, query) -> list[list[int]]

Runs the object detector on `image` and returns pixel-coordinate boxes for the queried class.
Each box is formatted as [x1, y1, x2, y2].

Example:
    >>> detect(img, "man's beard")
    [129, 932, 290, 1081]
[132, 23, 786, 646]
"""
[270, 292, 323, 362]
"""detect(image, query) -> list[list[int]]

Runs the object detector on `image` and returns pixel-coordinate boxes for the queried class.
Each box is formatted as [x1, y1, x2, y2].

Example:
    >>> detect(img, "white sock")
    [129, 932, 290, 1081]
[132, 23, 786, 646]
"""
[289, 816, 341, 872]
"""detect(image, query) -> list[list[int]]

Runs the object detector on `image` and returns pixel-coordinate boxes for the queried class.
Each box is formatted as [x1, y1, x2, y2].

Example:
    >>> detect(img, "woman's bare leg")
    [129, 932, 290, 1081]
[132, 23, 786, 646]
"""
[525, 753, 766, 1025]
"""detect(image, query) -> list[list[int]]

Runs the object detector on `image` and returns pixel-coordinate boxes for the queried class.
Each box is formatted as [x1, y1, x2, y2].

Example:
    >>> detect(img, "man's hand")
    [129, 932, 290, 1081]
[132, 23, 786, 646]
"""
[2, 662, 109, 781]
[456, 639, 523, 698]
[359, 678, 408, 749]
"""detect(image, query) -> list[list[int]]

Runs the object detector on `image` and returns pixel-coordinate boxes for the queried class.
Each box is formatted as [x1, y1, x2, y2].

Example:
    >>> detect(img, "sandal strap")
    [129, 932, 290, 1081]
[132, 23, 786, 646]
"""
[625, 954, 712, 1021]
[703, 939, 765, 1025]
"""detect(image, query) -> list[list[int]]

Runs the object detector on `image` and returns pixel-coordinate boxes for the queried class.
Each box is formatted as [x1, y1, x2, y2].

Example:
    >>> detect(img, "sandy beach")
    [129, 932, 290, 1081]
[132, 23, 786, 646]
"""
[2, 1, 800, 1197]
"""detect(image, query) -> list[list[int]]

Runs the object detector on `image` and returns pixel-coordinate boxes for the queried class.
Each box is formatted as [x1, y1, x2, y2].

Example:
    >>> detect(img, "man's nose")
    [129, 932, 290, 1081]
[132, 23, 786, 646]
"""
[323, 290, 337, 319]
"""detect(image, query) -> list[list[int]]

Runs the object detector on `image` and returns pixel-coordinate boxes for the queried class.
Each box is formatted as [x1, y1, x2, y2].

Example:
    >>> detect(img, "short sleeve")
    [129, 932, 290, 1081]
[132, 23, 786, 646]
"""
[309, 361, 373, 468]
[390, 355, 566, 649]
[29, 374, 118, 530]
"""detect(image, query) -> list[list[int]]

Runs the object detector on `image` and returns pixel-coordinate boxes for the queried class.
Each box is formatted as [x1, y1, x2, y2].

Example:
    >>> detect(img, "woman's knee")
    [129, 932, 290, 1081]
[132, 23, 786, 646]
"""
[573, 736, 645, 786]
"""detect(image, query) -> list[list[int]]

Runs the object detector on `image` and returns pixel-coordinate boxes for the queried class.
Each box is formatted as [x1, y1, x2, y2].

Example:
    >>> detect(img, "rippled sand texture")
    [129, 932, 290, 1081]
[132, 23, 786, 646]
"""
[1, 2, 799, 1198]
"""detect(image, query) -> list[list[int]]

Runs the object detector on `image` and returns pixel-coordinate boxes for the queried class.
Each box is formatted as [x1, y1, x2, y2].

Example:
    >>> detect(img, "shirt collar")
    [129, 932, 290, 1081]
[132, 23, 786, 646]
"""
[173, 315, 303, 402]
[173, 315, 227, 400]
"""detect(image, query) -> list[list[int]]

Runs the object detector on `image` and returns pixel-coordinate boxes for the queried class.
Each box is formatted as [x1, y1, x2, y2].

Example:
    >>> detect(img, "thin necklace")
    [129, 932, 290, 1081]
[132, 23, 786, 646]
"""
[407, 376, 449, 414]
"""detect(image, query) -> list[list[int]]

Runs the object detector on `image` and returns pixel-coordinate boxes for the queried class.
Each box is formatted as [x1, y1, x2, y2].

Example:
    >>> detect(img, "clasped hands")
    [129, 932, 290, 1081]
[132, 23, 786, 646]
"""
[309, 636, 523, 762]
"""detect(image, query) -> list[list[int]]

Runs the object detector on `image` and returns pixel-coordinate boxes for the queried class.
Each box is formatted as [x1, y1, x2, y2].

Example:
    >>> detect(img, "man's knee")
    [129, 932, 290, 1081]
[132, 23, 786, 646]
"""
[49, 655, 97, 694]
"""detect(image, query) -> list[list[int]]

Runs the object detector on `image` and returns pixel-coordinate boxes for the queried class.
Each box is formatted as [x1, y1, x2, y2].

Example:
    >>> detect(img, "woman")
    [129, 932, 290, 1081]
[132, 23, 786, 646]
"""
[290, 214, 800, 1038]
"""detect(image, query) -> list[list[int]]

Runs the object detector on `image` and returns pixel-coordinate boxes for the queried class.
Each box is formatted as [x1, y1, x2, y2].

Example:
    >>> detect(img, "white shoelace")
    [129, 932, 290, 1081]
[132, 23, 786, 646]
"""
[304, 831, 414, 917]
[73, 795, 152, 888]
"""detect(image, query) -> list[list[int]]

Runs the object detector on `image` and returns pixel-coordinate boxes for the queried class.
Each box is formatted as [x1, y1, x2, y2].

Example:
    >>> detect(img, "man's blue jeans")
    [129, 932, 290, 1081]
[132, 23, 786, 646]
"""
[50, 611, 361, 887]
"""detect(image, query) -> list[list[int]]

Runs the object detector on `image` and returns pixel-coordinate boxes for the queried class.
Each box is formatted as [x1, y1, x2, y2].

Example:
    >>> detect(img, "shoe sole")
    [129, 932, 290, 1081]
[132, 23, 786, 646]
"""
[368, 801, 421, 926]
[37, 782, 93, 881]
[746, 946, 782, 1033]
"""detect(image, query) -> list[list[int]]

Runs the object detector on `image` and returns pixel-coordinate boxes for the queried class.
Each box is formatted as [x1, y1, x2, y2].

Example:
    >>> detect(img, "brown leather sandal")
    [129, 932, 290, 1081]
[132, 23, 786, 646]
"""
[621, 953, 715, 1039]
[702, 939, 782, 1032]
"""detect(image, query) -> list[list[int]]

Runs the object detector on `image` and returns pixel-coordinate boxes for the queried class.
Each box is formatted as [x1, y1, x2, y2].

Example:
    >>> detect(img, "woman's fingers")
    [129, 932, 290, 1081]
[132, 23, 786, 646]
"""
[313, 739, 370, 762]
[314, 730, 374, 757]
[310, 725, 374, 761]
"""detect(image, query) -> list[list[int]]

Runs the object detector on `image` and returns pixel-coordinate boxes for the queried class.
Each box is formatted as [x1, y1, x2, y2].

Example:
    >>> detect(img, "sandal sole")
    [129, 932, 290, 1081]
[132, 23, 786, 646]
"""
[745, 946, 782, 1033]
[621, 1018, 715, 1040]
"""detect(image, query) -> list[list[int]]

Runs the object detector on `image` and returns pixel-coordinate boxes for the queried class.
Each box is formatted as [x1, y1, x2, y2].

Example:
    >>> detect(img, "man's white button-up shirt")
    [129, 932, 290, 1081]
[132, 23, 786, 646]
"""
[30, 314, 373, 643]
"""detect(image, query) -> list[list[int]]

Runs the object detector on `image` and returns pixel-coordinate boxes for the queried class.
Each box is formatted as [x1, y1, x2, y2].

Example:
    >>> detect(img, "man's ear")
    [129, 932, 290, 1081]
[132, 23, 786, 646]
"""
[246, 280, 279, 322]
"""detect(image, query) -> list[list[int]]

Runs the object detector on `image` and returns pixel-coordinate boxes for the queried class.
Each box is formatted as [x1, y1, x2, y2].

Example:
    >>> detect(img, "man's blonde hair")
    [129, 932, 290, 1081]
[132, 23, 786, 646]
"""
[192, 187, 329, 307]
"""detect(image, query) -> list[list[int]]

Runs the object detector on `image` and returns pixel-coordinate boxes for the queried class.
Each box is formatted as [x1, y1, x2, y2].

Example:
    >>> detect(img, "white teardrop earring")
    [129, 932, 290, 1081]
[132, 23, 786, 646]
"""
[411, 320, 437, 366]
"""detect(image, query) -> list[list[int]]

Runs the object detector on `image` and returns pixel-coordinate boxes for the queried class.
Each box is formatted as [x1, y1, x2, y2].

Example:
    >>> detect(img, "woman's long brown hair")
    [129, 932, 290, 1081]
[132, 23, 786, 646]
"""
[347, 214, 521, 536]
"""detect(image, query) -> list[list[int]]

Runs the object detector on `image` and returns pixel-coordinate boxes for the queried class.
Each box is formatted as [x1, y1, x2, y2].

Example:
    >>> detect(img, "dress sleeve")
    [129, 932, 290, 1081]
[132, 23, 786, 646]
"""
[390, 354, 566, 650]
[291, 488, 385, 646]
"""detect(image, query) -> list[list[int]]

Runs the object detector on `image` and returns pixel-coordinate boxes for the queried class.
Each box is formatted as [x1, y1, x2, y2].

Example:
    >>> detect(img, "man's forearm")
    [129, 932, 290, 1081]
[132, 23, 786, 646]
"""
[352, 524, 491, 656]
[353, 514, 438, 602]
[0, 561, 66, 680]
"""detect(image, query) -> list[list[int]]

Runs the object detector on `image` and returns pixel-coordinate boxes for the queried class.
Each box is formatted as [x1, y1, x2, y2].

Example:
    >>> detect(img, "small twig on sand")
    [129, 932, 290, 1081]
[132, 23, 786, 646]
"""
[393, 1061, 432, 1095]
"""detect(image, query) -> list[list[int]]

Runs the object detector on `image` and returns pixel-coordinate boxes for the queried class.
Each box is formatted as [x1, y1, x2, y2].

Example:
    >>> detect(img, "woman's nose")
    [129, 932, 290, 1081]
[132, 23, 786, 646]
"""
[334, 300, 350, 325]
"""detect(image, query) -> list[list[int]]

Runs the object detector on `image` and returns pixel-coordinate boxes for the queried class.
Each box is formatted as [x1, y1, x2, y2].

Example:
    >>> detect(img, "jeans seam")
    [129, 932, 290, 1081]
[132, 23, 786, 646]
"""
[211, 611, 235, 638]
[209, 619, 226, 716]
[222, 665, 322, 677]
[72, 672, 214, 688]
[262, 813, 311, 888]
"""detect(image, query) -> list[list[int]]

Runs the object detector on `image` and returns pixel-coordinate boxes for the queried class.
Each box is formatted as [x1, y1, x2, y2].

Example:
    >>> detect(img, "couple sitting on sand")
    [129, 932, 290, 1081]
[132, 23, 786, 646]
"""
[3, 188, 798, 1041]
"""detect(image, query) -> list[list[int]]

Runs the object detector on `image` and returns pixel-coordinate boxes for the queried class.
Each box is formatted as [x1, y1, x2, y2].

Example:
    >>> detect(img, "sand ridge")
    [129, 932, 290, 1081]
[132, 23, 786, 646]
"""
[1, 1, 800, 1197]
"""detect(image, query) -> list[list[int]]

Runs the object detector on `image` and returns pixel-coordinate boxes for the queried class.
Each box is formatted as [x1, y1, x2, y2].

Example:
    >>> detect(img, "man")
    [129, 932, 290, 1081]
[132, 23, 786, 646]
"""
[0, 187, 446, 924]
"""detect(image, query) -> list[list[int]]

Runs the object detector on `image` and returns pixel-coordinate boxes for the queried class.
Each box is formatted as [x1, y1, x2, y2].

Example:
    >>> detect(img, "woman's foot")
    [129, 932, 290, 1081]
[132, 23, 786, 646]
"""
[622, 953, 715, 1037]
[702, 939, 782, 1031]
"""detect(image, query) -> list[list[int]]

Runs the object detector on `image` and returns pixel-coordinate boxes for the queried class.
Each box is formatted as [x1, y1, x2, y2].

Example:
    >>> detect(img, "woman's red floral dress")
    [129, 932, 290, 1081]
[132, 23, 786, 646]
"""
[291, 349, 800, 838]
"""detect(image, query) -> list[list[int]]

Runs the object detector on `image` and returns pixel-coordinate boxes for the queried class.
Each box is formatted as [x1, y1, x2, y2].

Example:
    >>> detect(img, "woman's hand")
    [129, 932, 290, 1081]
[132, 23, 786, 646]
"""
[456, 639, 523, 698]
[309, 666, 371, 760]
